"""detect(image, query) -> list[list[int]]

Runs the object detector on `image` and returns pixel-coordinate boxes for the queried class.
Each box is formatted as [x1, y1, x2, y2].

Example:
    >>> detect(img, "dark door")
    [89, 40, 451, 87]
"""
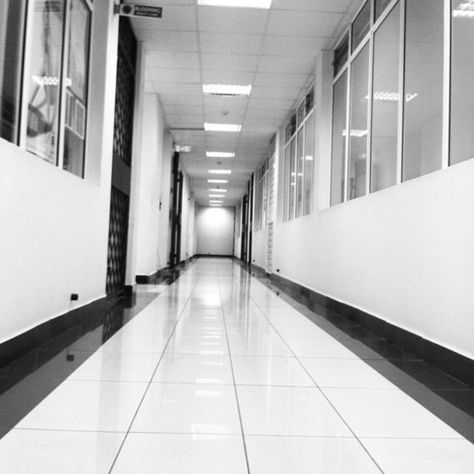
[105, 19, 137, 297]
[169, 152, 184, 268]
[248, 175, 254, 265]
[241, 194, 249, 263]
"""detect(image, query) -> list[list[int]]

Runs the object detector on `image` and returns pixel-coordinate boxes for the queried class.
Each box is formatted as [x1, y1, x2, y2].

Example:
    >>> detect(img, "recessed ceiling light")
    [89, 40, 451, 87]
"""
[203, 84, 252, 97]
[208, 169, 232, 175]
[206, 152, 235, 158]
[209, 188, 227, 192]
[175, 145, 191, 152]
[204, 122, 241, 132]
[208, 179, 228, 184]
[198, 0, 272, 8]
[209, 194, 225, 198]
[210, 200, 224, 204]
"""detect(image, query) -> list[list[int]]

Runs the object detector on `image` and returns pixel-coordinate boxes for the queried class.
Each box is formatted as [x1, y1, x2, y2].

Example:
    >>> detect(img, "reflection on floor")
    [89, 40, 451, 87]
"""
[0, 258, 472, 473]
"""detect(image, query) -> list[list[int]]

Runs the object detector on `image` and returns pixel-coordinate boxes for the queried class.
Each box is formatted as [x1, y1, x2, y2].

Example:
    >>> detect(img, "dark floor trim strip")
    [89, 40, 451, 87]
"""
[194, 254, 235, 258]
[251, 264, 474, 388]
[246, 262, 474, 442]
[0, 296, 113, 370]
[135, 266, 169, 284]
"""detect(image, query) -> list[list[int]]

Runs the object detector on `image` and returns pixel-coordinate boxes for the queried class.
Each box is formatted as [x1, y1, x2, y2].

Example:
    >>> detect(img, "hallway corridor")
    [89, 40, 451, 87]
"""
[0, 258, 473, 473]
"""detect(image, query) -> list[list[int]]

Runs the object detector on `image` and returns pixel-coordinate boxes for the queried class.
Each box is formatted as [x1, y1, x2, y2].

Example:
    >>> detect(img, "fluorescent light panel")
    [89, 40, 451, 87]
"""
[209, 194, 225, 198]
[210, 200, 224, 204]
[206, 152, 235, 158]
[198, 0, 272, 8]
[208, 179, 228, 183]
[204, 122, 241, 132]
[203, 84, 252, 96]
[208, 169, 232, 175]
[209, 188, 227, 192]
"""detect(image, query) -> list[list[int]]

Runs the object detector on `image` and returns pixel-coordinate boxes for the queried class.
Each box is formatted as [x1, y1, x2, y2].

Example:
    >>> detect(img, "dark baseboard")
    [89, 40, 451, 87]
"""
[0, 296, 112, 370]
[194, 254, 234, 258]
[135, 267, 169, 285]
[263, 272, 473, 388]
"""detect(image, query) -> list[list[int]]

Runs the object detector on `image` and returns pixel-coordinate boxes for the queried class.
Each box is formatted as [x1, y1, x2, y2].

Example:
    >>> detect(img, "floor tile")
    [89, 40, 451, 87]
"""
[165, 334, 228, 355]
[69, 351, 161, 382]
[153, 353, 233, 384]
[232, 355, 313, 386]
[301, 358, 396, 389]
[362, 438, 474, 474]
[100, 332, 169, 353]
[228, 334, 293, 357]
[0, 429, 124, 474]
[113, 433, 247, 474]
[131, 383, 241, 434]
[322, 388, 463, 438]
[284, 336, 359, 359]
[246, 435, 381, 474]
[17, 380, 147, 432]
[237, 385, 352, 436]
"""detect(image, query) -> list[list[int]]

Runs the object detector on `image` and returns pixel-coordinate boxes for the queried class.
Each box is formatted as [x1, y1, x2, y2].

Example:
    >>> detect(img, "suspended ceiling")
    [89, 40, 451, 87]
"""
[126, 0, 360, 206]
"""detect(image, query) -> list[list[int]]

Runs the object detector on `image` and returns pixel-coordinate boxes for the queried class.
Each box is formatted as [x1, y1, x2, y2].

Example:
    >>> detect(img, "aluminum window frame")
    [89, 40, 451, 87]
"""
[19, 0, 94, 178]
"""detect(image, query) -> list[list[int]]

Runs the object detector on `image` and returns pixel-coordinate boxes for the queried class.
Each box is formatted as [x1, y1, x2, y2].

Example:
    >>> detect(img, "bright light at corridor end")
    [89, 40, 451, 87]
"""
[198, 0, 272, 8]
[204, 122, 242, 132]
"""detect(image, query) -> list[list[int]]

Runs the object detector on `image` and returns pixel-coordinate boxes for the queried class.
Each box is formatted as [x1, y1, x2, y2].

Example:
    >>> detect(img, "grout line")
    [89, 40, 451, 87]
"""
[246, 270, 386, 474]
[217, 268, 252, 474]
[107, 267, 204, 473]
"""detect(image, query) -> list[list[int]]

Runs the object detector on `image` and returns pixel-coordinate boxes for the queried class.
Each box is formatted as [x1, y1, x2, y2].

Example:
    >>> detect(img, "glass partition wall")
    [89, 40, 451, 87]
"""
[0, 0, 93, 177]
[330, 0, 453, 206]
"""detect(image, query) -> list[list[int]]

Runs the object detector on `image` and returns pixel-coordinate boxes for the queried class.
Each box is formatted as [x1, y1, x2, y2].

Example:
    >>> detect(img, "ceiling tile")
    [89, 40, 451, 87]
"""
[202, 70, 254, 84]
[154, 83, 202, 95]
[267, 10, 343, 37]
[146, 51, 200, 69]
[198, 7, 269, 34]
[258, 55, 315, 73]
[261, 35, 328, 56]
[252, 86, 302, 100]
[271, 0, 354, 13]
[200, 33, 263, 55]
[148, 68, 201, 83]
[203, 95, 248, 109]
[201, 53, 259, 72]
[254, 72, 310, 88]
[138, 30, 199, 51]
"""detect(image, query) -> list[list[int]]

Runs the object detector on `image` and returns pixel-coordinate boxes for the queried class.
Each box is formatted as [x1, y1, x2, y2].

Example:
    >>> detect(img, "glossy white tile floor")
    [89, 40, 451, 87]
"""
[0, 258, 473, 473]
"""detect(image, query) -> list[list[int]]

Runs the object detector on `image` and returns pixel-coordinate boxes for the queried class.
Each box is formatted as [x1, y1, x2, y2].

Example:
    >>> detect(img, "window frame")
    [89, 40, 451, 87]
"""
[19, 0, 94, 178]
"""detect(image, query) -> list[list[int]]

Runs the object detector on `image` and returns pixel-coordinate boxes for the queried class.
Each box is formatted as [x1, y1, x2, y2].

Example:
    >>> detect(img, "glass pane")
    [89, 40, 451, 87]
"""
[450, 0, 474, 165]
[26, 0, 65, 164]
[370, 3, 400, 193]
[375, 0, 393, 21]
[63, 0, 91, 177]
[296, 128, 304, 217]
[403, 0, 443, 180]
[288, 137, 296, 219]
[304, 113, 314, 215]
[297, 101, 305, 127]
[348, 44, 369, 200]
[0, 1, 26, 143]
[334, 35, 348, 77]
[352, 1, 370, 51]
[283, 144, 290, 221]
[331, 72, 347, 205]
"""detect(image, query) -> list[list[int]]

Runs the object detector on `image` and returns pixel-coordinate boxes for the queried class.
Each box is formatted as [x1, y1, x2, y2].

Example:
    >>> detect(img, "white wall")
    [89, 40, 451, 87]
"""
[0, 0, 119, 343]
[196, 206, 235, 256]
[271, 51, 474, 360]
[126, 61, 172, 281]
